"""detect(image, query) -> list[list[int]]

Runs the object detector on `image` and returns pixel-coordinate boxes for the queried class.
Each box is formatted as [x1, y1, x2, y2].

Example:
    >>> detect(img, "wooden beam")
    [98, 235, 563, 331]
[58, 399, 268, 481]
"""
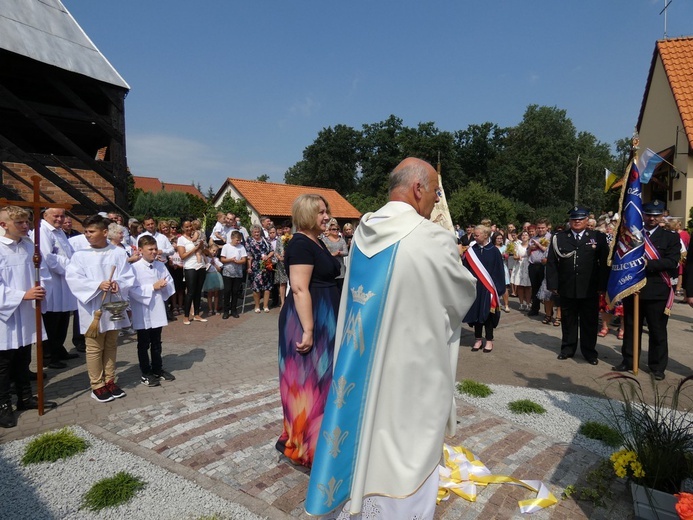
[0, 132, 101, 211]
[0, 80, 125, 191]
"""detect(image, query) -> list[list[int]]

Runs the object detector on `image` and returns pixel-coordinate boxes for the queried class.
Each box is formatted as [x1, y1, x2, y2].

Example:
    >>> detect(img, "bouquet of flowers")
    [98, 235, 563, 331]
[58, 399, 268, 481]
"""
[281, 232, 292, 245]
[505, 241, 516, 256]
[676, 492, 693, 520]
[539, 237, 550, 248]
[262, 257, 274, 272]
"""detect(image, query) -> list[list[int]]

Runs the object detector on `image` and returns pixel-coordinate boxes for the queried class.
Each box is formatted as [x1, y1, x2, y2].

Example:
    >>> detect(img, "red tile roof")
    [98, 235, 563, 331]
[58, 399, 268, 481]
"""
[638, 37, 693, 146]
[133, 176, 205, 199]
[219, 178, 361, 219]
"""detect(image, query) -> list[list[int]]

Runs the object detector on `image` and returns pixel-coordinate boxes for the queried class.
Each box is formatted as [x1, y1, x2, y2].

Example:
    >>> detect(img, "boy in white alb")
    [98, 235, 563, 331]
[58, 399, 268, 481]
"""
[0, 206, 56, 428]
[66, 214, 135, 403]
[129, 235, 176, 386]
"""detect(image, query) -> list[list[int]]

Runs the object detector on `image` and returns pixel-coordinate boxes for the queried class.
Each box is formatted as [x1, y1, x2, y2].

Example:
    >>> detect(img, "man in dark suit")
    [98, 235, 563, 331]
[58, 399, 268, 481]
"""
[546, 206, 609, 365]
[612, 200, 680, 380]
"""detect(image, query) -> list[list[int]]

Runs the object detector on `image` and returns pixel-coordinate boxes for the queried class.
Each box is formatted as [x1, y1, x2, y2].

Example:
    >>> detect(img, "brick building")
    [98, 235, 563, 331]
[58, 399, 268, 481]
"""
[0, 0, 130, 223]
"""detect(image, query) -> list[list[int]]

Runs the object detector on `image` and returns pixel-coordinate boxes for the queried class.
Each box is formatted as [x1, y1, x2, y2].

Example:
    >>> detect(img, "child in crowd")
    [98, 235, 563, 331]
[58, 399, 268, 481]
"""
[129, 235, 176, 387]
[202, 244, 224, 315]
[191, 219, 206, 265]
[66, 214, 135, 403]
[220, 231, 247, 319]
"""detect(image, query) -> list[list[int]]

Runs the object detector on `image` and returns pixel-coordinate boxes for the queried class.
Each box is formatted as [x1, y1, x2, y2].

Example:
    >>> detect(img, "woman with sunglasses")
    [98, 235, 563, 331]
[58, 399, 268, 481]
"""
[321, 218, 348, 293]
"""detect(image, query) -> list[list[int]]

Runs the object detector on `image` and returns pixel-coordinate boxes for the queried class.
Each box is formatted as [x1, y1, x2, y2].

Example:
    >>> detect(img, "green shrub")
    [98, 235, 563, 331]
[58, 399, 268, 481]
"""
[22, 428, 88, 465]
[508, 399, 546, 414]
[81, 472, 146, 512]
[578, 421, 621, 448]
[457, 379, 493, 398]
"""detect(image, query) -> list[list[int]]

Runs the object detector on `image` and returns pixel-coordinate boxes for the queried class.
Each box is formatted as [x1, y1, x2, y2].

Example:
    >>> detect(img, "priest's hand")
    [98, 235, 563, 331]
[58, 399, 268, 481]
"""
[23, 286, 46, 301]
[296, 331, 313, 354]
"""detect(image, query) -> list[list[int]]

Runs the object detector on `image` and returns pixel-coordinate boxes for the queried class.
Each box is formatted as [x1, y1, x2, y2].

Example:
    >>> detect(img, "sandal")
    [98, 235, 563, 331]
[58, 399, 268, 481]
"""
[483, 341, 494, 353]
[542, 315, 553, 325]
[471, 339, 483, 352]
[597, 327, 608, 337]
[254, 308, 261, 314]
[617, 329, 624, 340]
[553, 317, 561, 327]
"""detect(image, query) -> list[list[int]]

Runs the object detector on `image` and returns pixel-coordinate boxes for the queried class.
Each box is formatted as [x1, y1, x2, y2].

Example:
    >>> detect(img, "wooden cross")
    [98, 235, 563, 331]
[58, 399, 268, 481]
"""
[0, 175, 72, 415]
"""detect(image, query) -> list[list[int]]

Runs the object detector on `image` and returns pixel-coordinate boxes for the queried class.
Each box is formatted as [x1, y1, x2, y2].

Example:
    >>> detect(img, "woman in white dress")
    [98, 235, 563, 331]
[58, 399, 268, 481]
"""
[494, 232, 510, 312]
[510, 230, 532, 310]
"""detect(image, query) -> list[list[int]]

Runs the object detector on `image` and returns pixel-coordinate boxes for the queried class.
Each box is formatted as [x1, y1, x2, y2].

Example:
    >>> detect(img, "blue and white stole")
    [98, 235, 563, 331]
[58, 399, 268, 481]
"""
[305, 241, 399, 516]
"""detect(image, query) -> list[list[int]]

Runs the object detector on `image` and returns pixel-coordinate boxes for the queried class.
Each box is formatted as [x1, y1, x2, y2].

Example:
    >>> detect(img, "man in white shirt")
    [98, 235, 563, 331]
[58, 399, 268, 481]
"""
[137, 216, 175, 320]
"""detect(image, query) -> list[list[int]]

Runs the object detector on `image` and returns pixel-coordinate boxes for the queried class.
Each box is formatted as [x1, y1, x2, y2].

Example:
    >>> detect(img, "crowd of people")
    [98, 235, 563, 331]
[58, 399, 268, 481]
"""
[2, 156, 692, 518]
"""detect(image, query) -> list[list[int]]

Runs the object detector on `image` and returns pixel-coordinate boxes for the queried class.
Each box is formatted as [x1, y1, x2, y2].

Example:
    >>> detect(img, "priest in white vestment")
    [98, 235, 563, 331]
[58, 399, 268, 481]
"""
[305, 158, 477, 519]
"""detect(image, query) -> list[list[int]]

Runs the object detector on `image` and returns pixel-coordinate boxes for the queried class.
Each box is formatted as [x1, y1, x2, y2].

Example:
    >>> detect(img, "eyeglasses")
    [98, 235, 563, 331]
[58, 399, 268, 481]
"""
[329, 227, 339, 231]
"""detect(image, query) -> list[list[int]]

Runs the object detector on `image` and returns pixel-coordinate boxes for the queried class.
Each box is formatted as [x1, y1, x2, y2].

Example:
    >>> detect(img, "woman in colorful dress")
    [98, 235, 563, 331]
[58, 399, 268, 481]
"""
[276, 194, 341, 467]
[246, 224, 274, 313]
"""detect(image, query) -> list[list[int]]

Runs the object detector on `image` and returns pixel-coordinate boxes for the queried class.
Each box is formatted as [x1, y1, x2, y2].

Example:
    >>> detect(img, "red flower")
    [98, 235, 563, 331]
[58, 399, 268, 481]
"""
[675, 492, 693, 520]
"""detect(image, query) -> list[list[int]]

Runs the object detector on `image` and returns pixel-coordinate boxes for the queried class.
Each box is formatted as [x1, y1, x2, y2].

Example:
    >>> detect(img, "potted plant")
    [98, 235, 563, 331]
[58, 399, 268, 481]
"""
[602, 374, 693, 519]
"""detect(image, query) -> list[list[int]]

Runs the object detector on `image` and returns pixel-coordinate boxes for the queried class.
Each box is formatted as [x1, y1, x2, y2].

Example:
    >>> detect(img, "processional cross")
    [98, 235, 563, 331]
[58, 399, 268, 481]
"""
[0, 176, 72, 415]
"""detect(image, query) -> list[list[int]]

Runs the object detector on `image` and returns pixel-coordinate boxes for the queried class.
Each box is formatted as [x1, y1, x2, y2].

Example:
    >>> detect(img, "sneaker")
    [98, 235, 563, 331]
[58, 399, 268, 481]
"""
[91, 386, 114, 403]
[105, 380, 126, 399]
[154, 370, 176, 382]
[141, 374, 161, 387]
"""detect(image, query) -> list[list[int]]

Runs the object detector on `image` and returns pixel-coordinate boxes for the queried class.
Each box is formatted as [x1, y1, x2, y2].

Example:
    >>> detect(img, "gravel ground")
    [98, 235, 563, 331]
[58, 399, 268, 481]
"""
[0, 426, 265, 520]
[0, 386, 626, 519]
[457, 383, 621, 459]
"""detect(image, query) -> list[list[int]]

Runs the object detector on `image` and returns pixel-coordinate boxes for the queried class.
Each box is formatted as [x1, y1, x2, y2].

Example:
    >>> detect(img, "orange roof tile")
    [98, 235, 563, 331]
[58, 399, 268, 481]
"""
[638, 37, 693, 146]
[133, 176, 163, 192]
[133, 176, 205, 200]
[162, 182, 205, 200]
[221, 178, 361, 220]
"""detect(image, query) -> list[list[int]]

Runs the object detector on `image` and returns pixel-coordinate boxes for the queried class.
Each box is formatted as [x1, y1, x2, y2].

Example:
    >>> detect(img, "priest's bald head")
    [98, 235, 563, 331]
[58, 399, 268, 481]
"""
[388, 158, 440, 219]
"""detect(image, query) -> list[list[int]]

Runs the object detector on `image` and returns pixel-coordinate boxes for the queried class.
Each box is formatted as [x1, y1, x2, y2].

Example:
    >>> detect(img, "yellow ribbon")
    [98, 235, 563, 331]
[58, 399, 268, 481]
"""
[437, 444, 558, 514]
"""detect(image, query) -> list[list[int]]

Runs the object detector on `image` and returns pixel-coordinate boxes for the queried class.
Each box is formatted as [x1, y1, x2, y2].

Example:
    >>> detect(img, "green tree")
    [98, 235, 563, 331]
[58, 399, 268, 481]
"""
[132, 191, 190, 219]
[256, 174, 270, 182]
[285, 124, 360, 194]
[210, 193, 252, 230]
[489, 105, 577, 207]
[454, 122, 507, 187]
[357, 115, 405, 197]
[447, 182, 516, 226]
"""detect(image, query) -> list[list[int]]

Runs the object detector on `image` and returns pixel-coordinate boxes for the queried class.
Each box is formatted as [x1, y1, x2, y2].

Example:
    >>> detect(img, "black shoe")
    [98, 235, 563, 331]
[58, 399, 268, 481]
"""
[557, 354, 572, 360]
[73, 339, 86, 352]
[222, 312, 230, 320]
[588, 359, 599, 366]
[16, 397, 57, 410]
[154, 370, 175, 382]
[527, 310, 539, 316]
[653, 371, 665, 381]
[0, 403, 16, 428]
[232, 313, 240, 318]
[45, 361, 67, 369]
[167, 314, 177, 322]
[59, 352, 79, 360]
[74, 345, 86, 353]
[612, 362, 630, 372]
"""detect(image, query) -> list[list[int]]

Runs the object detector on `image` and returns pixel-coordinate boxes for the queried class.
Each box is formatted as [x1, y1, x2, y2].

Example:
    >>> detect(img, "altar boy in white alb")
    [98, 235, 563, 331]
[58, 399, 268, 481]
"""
[0, 206, 56, 428]
[306, 158, 476, 519]
[129, 235, 176, 387]
[66, 214, 135, 404]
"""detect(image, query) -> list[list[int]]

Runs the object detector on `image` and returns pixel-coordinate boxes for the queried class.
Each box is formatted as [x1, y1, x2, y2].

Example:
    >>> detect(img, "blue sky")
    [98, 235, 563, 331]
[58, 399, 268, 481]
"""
[63, 0, 691, 193]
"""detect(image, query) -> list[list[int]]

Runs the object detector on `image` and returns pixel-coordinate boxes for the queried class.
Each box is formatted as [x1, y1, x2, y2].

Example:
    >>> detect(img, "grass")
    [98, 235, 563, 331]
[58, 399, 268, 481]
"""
[578, 421, 621, 448]
[81, 472, 146, 512]
[457, 379, 493, 398]
[508, 399, 546, 414]
[22, 428, 89, 465]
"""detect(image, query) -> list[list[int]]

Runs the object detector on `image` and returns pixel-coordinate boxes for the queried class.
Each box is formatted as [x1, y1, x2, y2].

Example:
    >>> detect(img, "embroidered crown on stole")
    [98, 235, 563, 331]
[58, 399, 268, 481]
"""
[305, 243, 399, 514]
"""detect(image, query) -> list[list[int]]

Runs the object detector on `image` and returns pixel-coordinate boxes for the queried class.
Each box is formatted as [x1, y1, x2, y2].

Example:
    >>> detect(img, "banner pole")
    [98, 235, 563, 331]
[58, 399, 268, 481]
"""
[632, 292, 640, 375]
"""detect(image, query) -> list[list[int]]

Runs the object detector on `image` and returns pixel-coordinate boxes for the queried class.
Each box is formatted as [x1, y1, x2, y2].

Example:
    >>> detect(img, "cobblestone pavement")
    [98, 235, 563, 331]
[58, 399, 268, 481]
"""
[3, 296, 692, 519]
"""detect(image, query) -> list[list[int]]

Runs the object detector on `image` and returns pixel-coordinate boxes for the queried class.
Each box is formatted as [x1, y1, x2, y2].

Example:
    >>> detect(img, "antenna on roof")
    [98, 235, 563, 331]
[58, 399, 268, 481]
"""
[660, 0, 673, 39]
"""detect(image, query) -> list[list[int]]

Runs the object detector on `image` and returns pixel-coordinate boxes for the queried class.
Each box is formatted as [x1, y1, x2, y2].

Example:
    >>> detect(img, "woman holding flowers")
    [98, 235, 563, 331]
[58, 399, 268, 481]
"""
[276, 194, 341, 467]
